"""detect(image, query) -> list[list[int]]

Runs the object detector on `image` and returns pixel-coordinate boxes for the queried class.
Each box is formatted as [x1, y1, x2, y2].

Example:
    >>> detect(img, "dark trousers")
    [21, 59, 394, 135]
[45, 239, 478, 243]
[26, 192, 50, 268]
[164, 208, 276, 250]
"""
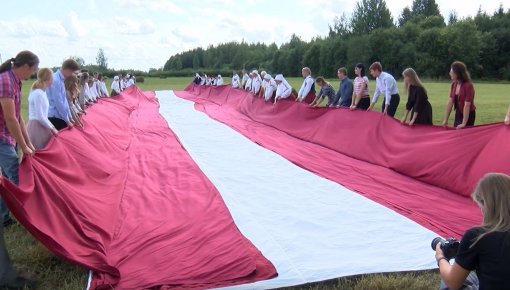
[454, 110, 476, 127]
[357, 97, 370, 110]
[48, 117, 67, 131]
[0, 214, 17, 285]
[382, 94, 400, 117]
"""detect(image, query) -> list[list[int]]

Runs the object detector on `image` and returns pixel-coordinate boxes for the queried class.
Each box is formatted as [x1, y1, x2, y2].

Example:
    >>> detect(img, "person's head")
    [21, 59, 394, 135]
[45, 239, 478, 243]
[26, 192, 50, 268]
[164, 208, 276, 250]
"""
[79, 72, 89, 85]
[471, 173, 510, 245]
[61, 59, 80, 78]
[31, 68, 53, 91]
[261, 71, 267, 78]
[64, 74, 79, 95]
[337, 67, 347, 80]
[369, 62, 383, 78]
[264, 74, 272, 81]
[450, 61, 471, 83]
[315, 76, 327, 87]
[355, 63, 365, 77]
[402, 68, 425, 92]
[0, 50, 39, 80]
[302, 67, 311, 78]
[275, 74, 284, 84]
[97, 73, 104, 81]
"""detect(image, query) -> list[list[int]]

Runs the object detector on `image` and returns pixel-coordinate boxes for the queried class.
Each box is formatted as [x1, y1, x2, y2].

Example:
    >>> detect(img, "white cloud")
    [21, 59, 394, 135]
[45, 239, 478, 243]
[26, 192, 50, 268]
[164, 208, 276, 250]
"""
[0, 17, 68, 38]
[113, 0, 184, 14]
[114, 17, 157, 35]
[63, 11, 87, 41]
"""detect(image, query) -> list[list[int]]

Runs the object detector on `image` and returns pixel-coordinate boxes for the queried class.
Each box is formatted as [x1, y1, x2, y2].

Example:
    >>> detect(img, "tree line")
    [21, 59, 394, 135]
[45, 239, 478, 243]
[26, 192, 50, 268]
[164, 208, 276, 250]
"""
[163, 0, 510, 80]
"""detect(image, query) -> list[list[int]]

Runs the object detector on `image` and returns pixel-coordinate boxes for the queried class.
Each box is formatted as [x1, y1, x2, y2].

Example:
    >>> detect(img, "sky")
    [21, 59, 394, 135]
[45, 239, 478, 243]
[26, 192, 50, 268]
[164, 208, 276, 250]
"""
[0, 0, 506, 71]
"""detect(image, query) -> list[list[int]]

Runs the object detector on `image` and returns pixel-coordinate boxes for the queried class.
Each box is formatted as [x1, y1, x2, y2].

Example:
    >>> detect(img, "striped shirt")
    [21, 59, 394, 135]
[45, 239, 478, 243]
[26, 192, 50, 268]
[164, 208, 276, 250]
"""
[0, 69, 22, 146]
[354, 76, 369, 98]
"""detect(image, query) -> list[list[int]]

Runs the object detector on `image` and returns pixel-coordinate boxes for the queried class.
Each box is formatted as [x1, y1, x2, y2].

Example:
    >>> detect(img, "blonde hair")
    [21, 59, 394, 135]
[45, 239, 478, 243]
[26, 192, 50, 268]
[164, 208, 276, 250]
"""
[402, 68, 427, 95]
[471, 173, 510, 246]
[31, 68, 53, 90]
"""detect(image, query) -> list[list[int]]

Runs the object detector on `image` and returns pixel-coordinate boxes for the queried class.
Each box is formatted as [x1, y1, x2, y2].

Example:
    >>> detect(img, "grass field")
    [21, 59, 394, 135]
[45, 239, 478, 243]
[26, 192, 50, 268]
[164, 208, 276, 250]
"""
[6, 77, 510, 290]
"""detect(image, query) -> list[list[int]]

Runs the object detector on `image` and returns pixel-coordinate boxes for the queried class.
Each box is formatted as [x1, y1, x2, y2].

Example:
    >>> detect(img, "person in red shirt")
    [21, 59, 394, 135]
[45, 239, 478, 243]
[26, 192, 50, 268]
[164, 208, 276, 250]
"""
[0, 50, 38, 289]
[441, 61, 476, 129]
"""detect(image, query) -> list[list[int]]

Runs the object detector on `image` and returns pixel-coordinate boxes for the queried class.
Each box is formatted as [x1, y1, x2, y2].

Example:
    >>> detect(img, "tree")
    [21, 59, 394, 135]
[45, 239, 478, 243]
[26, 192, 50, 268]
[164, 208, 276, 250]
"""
[96, 48, 108, 70]
[328, 13, 351, 37]
[351, 0, 394, 35]
[69, 56, 85, 67]
[398, 7, 414, 26]
[448, 11, 458, 24]
[411, 0, 441, 18]
[399, 0, 443, 26]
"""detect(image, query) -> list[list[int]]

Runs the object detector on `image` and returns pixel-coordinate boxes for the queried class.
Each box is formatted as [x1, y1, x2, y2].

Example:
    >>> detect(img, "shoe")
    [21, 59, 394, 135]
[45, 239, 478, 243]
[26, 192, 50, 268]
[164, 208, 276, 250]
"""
[2, 216, 16, 228]
[0, 276, 37, 289]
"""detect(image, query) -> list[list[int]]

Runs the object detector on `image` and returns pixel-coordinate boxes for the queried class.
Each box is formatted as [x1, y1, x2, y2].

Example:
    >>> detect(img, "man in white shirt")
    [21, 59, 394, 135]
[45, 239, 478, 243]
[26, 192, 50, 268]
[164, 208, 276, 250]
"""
[368, 62, 400, 117]
[296, 67, 315, 103]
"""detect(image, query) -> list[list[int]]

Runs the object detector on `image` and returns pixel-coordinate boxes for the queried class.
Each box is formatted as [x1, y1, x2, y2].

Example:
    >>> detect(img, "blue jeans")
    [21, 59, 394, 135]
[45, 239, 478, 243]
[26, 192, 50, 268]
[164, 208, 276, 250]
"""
[0, 140, 19, 220]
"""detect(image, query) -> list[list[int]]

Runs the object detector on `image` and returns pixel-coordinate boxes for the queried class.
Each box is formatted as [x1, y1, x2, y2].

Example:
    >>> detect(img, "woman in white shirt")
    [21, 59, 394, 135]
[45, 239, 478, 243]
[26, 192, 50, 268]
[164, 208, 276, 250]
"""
[231, 73, 240, 88]
[111, 75, 122, 97]
[244, 73, 253, 91]
[274, 74, 292, 104]
[26, 68, 58, 149]
[216, 75, 224, 86]
[263, 74, 276, 102]
[350, 63, 371, 110]
[251, 70, 262, 95]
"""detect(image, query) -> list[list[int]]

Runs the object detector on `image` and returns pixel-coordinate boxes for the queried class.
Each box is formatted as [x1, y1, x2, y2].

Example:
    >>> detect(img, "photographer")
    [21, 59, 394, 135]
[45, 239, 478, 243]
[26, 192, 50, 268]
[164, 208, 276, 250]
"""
[435, 173, 510, 290]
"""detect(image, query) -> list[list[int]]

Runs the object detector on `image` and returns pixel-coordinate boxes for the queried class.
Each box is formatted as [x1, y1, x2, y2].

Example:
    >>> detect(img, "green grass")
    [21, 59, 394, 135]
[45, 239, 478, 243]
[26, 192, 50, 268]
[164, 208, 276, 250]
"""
[8, 77, 510, 289]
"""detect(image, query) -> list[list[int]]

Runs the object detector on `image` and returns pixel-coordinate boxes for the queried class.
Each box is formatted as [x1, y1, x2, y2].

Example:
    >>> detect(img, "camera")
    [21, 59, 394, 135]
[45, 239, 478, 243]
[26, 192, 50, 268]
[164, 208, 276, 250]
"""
[431, 237, 460, 260]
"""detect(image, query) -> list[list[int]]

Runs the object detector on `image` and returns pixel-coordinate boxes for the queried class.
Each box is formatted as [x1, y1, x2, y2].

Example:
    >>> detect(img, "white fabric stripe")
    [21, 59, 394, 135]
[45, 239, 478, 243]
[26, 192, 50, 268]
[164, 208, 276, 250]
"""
[156, 90, 438, 289]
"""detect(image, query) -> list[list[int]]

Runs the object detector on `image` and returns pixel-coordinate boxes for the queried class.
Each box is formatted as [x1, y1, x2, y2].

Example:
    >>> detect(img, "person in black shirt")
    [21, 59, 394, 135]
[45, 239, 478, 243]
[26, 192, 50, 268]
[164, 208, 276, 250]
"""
[435, 173, 510, 290]
[400, 68, 432, 126]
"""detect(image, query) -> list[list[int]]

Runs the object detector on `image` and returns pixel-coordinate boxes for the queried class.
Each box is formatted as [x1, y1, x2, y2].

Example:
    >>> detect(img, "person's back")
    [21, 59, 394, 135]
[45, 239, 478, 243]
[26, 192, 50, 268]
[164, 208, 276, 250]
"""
[454, 228, 510, 290]
[436, 173, 510, 290]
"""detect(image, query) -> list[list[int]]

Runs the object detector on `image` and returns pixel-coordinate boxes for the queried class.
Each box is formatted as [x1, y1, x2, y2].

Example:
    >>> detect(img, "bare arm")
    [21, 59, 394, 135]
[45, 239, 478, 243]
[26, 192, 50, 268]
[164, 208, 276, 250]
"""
[435, 244, 470, 290]
[442, 98, 454, 127]
[19, 116, 34, 151]
[0, 98, 33, 154]
[504, 103, 510, 125]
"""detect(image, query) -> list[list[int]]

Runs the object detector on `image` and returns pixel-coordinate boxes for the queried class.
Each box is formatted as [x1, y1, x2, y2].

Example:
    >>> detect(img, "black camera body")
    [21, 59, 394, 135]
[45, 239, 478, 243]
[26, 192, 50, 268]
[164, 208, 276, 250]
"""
[431, 237, 460, 260]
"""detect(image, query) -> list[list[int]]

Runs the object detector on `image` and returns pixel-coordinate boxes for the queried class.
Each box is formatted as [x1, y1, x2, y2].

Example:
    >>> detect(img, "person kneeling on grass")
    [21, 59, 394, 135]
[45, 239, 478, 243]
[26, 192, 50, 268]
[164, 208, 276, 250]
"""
[435, 173, 510, 290]
[310, 77, 335, 108]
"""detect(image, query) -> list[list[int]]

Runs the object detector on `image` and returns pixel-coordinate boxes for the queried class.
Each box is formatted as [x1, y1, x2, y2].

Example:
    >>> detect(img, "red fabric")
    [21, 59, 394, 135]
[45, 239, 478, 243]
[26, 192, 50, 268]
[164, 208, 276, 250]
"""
[175, 84, 510, 238]
[0, 86, 276, 289]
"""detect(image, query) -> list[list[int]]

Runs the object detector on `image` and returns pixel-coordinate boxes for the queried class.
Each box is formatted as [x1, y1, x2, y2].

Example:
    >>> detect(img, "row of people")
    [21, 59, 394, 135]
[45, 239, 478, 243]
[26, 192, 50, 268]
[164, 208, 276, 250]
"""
[0, 51, 136, 289]
[217, 60, 491, 129]
[193, 73, 224, 86]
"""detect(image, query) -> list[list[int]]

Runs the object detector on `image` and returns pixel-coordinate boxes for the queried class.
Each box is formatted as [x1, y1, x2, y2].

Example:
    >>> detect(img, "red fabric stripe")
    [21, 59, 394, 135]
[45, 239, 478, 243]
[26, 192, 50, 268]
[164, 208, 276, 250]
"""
[0, 86, 276, 289]
[174, 84, 510, 238]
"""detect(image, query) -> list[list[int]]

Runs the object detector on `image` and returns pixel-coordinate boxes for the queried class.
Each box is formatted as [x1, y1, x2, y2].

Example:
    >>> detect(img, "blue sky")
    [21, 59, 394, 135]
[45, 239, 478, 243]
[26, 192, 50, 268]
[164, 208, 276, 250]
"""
[0, 0, 505, 71]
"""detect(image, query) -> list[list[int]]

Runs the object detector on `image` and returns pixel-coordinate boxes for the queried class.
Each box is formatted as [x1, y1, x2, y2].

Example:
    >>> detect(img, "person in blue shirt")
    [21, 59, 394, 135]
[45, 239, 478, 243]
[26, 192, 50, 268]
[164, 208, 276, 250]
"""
[46, 59, 80, 130]
[329, 67, 353, 108]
